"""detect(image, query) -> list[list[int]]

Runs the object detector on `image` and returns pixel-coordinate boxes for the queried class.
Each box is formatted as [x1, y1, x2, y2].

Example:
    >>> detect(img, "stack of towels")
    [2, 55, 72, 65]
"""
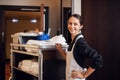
[18, 59, 39, 75]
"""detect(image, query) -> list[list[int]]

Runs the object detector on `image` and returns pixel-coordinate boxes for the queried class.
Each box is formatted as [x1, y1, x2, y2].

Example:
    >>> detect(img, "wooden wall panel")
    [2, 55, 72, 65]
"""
[82, 0, 120, 80]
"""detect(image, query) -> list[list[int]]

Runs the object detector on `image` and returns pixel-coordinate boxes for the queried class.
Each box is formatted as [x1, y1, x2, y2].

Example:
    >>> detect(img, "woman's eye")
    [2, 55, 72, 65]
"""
[68, 22, 78, 26]
[74, 23, 78, 26]
[68, 23, 72, 25]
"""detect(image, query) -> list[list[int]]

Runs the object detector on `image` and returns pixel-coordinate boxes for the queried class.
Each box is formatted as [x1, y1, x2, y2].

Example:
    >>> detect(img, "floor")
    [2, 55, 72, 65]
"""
[5, 60, 10, 80]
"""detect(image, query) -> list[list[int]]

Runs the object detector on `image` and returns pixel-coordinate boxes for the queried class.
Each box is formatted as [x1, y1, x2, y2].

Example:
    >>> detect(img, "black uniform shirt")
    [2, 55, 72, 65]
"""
[68, 33, 103, 69]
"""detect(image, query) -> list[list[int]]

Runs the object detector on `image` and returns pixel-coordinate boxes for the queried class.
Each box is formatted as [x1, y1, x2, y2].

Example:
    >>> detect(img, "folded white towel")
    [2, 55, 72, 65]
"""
[18, 60, 39, 75]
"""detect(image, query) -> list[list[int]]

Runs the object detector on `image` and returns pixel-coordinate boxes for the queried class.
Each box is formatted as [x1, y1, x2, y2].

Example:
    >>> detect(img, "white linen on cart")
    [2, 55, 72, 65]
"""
[11, 32, 40, 50]
[18, 59, 39, 75]
[25, 35, 68, 52]
[11, 32, 39, 44]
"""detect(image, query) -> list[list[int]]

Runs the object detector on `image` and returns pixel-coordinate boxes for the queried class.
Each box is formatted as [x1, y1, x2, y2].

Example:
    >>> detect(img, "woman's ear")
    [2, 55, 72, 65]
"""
[80, 25, 83, 30]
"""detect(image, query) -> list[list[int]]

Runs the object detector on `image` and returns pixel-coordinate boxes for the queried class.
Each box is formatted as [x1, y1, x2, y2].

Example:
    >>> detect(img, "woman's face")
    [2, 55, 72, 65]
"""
[67, 16, 83, 35]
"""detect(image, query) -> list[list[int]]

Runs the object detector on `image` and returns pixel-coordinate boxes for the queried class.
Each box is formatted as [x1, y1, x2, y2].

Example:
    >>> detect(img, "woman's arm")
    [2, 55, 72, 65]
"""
[84, 66, 95, 78]
[71, 38, 103, 79]
[55, 43, 66, 60]
[71, 66, 95, 79]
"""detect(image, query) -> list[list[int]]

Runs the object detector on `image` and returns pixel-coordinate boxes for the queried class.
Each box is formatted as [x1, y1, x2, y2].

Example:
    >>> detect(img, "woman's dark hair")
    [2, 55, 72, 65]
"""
[67, 14, 84, 25]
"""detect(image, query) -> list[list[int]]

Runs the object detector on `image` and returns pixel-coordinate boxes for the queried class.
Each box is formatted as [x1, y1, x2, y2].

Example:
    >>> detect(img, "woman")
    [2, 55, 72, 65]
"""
[55, 14, 103, 80]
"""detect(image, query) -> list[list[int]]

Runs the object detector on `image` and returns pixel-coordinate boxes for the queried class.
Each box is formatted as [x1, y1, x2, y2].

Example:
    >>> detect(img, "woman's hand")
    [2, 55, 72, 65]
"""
[55, 43, 66, 60]
[71, 70, 85, 79]
[55, 43, 62, 51]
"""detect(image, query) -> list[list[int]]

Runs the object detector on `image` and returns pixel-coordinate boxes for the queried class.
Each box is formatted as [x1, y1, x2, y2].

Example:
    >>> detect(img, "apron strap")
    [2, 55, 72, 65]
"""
[71, 34, 84, 51]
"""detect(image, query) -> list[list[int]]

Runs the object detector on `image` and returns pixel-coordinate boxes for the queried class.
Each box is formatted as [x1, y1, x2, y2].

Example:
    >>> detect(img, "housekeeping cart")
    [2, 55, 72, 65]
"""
[10, 43, 67, 80]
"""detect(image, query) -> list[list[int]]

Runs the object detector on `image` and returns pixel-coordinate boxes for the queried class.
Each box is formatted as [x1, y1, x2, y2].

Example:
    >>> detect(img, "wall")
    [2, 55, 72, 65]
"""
[62, 0, 71, 7]
[0, 0, 41, 6]
[72, 0, 81, 15]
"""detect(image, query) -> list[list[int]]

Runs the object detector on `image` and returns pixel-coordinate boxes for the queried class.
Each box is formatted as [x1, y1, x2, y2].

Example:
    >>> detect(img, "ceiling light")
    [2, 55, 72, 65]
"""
[30, 19, 37, 23]
[12, 18, 18, 22]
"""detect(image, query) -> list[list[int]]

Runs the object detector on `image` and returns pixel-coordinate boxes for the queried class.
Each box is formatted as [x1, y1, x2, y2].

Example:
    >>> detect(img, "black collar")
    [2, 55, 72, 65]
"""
[68, 33, 82, 51]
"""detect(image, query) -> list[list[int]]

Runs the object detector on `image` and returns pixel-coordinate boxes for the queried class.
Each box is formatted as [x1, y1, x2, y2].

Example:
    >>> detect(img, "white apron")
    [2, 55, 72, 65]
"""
[66, 35, 86, 80]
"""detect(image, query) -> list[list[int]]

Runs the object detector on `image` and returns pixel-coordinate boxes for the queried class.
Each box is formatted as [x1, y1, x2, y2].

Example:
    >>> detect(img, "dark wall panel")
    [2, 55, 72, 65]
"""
[82, 0, 120, 80]
[0, 8, 5, 80]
